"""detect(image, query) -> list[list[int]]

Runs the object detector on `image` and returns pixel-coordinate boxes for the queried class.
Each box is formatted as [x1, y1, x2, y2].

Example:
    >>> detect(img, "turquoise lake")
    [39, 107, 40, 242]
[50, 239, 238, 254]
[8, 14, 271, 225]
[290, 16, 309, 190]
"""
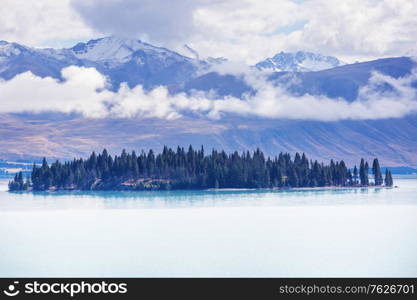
[1, 176, 416, 277]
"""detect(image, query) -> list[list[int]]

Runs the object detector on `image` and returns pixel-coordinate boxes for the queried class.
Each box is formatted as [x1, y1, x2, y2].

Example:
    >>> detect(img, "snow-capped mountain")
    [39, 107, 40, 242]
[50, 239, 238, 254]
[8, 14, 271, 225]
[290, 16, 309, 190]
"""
[1, 39, 346, 91]
[71, 37, 194, 66]
[255, 51, 344, 72]
[70, 37, 209, 89]
[0, 37, 209, 90]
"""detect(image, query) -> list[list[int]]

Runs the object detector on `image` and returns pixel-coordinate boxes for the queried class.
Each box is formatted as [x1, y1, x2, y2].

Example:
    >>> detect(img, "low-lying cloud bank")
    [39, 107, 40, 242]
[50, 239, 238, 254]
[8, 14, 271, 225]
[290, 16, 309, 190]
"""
[1, 66, 417, 121]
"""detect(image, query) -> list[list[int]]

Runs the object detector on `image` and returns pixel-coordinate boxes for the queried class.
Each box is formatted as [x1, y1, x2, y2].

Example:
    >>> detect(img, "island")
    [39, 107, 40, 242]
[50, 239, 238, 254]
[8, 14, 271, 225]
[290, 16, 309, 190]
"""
[8, 146, 394, 191]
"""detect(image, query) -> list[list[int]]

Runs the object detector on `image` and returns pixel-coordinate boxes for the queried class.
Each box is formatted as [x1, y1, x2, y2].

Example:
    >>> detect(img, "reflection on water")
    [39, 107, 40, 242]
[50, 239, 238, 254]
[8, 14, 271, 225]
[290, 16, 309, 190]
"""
[0, 177, 416, 277]
[1, 180, 415, 212]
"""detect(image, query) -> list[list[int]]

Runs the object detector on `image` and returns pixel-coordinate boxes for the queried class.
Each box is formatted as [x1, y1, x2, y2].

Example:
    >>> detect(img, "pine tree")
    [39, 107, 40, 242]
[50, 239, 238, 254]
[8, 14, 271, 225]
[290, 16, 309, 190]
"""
[372, 158, 383, 186]
[364, 161, 369, 185]
[384, 169, 394, 187]
[359, 159, 366, 186]
[353, 165, 358, 185]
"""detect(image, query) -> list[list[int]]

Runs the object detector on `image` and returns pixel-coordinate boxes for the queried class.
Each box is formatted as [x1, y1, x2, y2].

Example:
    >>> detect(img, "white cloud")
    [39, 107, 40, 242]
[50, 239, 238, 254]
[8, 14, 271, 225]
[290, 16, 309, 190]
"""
[1, 66, 416, 121]
[188, 68, 417, 120]
[0, 66, 111, 117]
[1, 0, 416, 63]
[69, 0, 306, 63]
[69, 0, 417, 64]
[191, 0, 417, 63]
[71, 0, 211, 50]
[0, 0, 94, 47]
[287, 0, 417, 62]
[189, 0, 304, 63]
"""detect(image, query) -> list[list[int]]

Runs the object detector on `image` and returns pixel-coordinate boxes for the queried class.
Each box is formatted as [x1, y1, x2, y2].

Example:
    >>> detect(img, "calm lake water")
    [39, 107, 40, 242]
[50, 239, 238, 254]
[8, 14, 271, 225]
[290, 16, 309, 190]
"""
[1, 176, 416, 277]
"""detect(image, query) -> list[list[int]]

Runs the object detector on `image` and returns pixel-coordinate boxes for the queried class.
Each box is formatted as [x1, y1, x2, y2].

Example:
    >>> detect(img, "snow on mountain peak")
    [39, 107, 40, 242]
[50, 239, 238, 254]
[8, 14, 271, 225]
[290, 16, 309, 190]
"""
[69, 36, 185, 63]
[0, 41, 26, 57]
[255, 51, 344, 72]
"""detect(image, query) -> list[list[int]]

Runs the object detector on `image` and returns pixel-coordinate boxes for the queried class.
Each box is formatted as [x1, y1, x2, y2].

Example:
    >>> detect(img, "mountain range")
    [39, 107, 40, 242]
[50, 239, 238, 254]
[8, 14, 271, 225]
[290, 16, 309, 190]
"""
[1, 37, 417, 167]
[0, 37, 209, 90]
[0, 37, 345, 90]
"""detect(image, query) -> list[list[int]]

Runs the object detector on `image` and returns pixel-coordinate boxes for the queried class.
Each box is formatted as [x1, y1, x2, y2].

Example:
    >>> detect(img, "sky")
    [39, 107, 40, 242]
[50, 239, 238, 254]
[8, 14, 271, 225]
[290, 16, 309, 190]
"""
[1, 0, 416, 64]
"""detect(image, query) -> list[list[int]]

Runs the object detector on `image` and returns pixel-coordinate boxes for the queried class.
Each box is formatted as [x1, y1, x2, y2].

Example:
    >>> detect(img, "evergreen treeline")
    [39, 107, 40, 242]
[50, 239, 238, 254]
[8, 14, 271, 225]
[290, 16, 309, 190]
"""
[8, 146, 394, 191]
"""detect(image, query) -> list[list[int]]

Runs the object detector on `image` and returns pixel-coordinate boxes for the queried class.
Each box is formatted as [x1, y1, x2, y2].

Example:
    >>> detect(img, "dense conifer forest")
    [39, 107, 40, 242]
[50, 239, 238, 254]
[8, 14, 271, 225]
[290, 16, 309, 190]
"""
[8, 146, 394, 191]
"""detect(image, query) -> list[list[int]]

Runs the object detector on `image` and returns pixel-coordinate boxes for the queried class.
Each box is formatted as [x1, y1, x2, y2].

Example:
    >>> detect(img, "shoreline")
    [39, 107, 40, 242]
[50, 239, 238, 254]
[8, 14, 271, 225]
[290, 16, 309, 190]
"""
[4, 185, 397, 194]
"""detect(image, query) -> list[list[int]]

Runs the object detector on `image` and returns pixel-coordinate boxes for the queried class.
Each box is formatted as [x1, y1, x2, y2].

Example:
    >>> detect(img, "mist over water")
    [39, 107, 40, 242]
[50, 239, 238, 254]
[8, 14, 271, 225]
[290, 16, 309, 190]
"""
[1, 177, 417, 277]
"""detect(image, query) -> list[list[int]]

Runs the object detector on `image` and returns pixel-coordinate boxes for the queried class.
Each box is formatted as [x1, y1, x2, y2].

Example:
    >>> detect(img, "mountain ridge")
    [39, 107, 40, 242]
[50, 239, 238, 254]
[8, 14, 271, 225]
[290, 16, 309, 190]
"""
[1, 37, 348, 89]
[0, 37, 208, 90]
